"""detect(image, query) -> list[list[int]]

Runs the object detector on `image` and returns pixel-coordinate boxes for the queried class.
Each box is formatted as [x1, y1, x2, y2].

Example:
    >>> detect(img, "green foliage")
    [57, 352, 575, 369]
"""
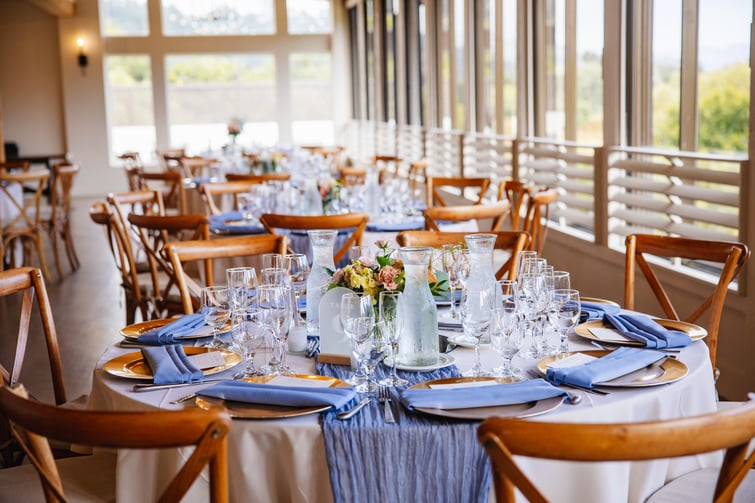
[698, 63, 749, 153]
[107, 56, 151, 85]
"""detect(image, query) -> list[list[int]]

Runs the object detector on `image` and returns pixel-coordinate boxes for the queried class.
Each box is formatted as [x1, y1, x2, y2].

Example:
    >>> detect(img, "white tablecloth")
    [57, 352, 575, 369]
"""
[0, 182, 24, 266]
[87, 325, 719, 503]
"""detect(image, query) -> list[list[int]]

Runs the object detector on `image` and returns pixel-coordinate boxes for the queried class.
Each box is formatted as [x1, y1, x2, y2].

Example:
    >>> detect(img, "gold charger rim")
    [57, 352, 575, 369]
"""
[575, 317, 707, 346]
[194, 373, 349, 419]
[120, 318, 232, 340]
[536, 350, 689, 388]
[408, 377, 564, 420]
[103, 347, 241, 380]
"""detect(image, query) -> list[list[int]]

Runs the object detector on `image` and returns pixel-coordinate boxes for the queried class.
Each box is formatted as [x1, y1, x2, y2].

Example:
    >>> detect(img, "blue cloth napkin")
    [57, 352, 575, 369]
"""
[604, 312, 693, 348]
[209, 211, 264, 234]
[580, 301, 621, 322]
[197, 380, 356, 409]
[366, 219, 425, 232]
[399, 378, 565, 410]
[137, 313, 206, 345]
[545, 347, 668, 388]
[141, 345, 203, 384]
[318, 362, 491, 503]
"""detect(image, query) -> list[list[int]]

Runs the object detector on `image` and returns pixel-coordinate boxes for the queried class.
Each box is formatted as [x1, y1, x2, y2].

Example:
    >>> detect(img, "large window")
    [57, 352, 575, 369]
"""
[290, 53, 334, 145]
[287, 0, 332, 34]
[651, 0, 682, 149]
[100, 0, 149, 36]
[161, 0, 275, 36]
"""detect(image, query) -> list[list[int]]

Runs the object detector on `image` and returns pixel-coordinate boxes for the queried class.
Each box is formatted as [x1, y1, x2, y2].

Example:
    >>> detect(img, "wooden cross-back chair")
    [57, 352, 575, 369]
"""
[624, 234, 751, 376]
[0, 170, 52, 281]
[521, 188, 558, 254]
[497, 180, 533, 230]
[0, 384, 231, 503]
[163, 234, 288, 314]
[198, 181, 259, 216]
[395, 230, 530, 280]
[138, 170, 187, 215]
[225, 172, 292, 183]
[89, 201, 151, 325]
[127, 213, 210, 319]
[423, 200, 510, 233]
[259, 212, 369, 265]
[41, 162, 81, 280]
[179, 155, 217, 180]
[118, 152, 144, 191]
[478, 399, 755, 503]
[426, 176, 491, 207]
[0, 161, 31, 173]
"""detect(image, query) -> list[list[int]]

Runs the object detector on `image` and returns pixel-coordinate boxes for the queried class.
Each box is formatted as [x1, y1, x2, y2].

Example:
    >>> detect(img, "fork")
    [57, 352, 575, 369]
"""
[378, 386, 396, 423]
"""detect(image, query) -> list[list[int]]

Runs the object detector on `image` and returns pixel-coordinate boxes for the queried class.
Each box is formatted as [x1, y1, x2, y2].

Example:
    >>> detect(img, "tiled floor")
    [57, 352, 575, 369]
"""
[0, 196, 125, 404]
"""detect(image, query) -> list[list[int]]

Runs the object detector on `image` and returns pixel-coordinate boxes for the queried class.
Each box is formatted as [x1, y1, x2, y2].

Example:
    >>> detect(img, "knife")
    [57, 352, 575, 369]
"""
[336, 397, 371, 420]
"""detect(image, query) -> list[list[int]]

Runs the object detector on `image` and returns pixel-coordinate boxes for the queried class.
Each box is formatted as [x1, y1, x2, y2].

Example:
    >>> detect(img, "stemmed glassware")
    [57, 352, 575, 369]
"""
[285, 253, 310, 322]
[460, 287, 494, 377]
[490, 280, 525, 379]
[378, 291, 408, 387]
[441, 244, 461, 319]
[549, 288, 581, 353]
[257, 284, 293, 375]
[340, 292, 376, 392]
[226, 266, 258, 322]
[517, 272, 550, 359]
[232, 309, 269, 378]
[455, 248, 471, 289]
[201, 285, 232, 349]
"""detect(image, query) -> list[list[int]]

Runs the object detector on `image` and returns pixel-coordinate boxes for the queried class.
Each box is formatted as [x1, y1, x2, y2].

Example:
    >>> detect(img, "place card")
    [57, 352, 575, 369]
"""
[188, 351, 227, 369]
[589, 327, 638, 343]
[267, 376, 336, 388]
[545, 353, 597, 369]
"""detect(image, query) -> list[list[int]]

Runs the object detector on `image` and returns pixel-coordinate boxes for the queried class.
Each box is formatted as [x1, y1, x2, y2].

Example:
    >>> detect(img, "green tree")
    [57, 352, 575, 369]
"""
[697, 63, 749, 153]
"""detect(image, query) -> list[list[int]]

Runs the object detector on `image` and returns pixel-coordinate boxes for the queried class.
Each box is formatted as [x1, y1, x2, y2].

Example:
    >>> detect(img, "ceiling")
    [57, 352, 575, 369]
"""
[22, 0, 74, 17]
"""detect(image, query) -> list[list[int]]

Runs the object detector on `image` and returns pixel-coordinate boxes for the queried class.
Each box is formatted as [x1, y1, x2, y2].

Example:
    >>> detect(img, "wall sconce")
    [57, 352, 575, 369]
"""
[76, 37, 88, 75]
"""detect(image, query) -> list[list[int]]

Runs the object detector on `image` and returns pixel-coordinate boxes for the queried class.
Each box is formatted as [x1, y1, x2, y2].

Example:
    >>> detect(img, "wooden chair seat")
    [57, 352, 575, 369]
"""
[396, 230, 530, 280]
[477, 399, 755, 503]
[423, 200, 510, 233]
[0, 384, 231, 502]
[624, 234, 751, 377]
[259, 212, 369, 264]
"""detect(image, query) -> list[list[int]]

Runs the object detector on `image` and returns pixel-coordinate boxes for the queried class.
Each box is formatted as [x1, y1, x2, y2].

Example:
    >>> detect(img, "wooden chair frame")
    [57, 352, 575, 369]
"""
[42, 162, 81, 280]
[0, 384, 231, 503]
[624, 234, 750, 374]
[259, 212, 369, 265]
[225, 172, 292, 183]
[198, 181, 259, 216]
[497, 180, 532, 230]
[478, 399, 755, 503]
[423, 200, 511, 233]
[163, 234, 288, 314]
[396, 230, 530, 280]
[138, 170, 188, 215]
[521, 188, 558, 255]
[426, 176, 491, 207]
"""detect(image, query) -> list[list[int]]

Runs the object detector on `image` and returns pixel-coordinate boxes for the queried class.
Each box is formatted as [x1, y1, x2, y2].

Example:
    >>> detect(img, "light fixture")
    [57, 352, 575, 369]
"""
[76, 37, 88, 74]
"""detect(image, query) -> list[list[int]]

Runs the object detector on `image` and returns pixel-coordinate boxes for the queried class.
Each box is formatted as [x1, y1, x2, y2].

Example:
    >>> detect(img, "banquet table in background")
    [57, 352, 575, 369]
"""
[86, 325, 719, 503]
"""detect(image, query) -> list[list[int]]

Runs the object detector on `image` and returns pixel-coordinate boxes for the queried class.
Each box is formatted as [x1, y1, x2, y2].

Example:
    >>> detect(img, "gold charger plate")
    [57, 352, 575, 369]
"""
[575, 318, 707, 346]
[408, 376, 564, 420]
[104, 347, 241, 380]
[120, 318, 231, 340]
[195, 374, 350, 419]
[537, 350, 689, 388]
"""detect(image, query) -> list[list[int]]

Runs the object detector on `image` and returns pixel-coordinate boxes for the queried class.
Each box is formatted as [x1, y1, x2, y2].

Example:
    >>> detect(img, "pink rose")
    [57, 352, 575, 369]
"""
[332, 269, 344, 284]
[378, 265, 401, 291]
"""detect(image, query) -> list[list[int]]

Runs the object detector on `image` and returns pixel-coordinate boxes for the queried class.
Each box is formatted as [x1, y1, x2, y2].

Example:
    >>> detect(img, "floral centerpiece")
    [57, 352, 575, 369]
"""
[319, 175, 342, 214]
[326, 241, 447, 304]
[227, 117, 244, 143]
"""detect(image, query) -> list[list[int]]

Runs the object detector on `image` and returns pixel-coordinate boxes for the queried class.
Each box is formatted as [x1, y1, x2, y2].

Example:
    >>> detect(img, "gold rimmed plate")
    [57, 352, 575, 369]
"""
[536, 350, 689, 388]
[104, 347, 241, 380]
[120, 318, 231, 340]
[407, 376, 564, 420]
[575, 318, 707, 346]
[195, 374, 350, 419]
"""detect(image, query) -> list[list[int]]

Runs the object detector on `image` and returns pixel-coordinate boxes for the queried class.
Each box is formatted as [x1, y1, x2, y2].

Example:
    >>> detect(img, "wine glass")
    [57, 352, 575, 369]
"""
[455, 248, 471, 289]
[378, 291, 407, 387]
[226, 266, 258, 314]
[260, 267, 287, 286]
[285, 253, 310, 323]
[340, 292, 375, 391]
[460, 287, 494, 377]
[515, 250, 538, 278]
[490, 280, 525, 379]
[262, 253, 283, 270]
[517, 272, 549, 359]
[356, 328, 389, 394]
[441, 244, 461, 319]
[201, 285, 232, 349]
[549, 289, 581, 353]
[349, 246, 372, 262]
[257, 284, 293, 375]
[232, 309, 269, 379]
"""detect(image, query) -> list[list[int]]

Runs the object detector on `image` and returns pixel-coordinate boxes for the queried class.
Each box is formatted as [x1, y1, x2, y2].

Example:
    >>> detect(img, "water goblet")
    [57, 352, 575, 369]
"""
[340, 292, 375, 391]
[261, 267, 287, 286]
[201, 285, 232, 349]
[490, 280, 525, 379]
[226, 267, 258, 312]
[455, 248, 471, 289]
[285, 253, 310, 323]
[349, 246, 372, 262]
[515, 250, 538, 278]
[549, 289, 581, 353]
[441, 244, 461, 319]
[262, 253, 283, 270]
[378, 291, 408, 387]
[237, 193, 255, 223]
[232, 309, 269, 379]
[257, 284, 293, 375]
[460, 287, 494, 377]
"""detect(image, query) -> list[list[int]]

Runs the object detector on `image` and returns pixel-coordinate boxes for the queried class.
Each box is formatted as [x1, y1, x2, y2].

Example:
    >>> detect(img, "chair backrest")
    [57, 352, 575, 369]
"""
[156, 148, 186, 171]
[163, 234, 288, 314]
[0, 161, 31, 173]
[179, 156, 216, 179]
[199, 181, 258, 216]
[338, 166, 367, 186]
[396, 230, 530, 280]
[118, 152, 144, 191]
[0, 383, 231, 503]
[407, 160, 427, 198]
[259, 212, 369, 265]
[521, 188, 558, 254]
[497, 180, 532, 230]
[138, 170, 187, 215]
[225, 172, 291, 183]
[426, 176, 491, 207]
[423, 200, 510, 233]
[49, 163, 79, 220]
[89, 201, 149, 324]
[624, 234, 751, 373]
[477, 399, 755, 503]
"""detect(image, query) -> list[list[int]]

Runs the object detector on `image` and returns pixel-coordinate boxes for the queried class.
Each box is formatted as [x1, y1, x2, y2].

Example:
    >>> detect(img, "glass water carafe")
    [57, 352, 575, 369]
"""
[306, 230, 337, 337]
[396, 246, 439, 367]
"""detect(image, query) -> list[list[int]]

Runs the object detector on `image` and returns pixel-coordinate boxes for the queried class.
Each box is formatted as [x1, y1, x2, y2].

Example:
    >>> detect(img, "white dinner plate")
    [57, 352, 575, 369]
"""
[384, 353, 455, 372]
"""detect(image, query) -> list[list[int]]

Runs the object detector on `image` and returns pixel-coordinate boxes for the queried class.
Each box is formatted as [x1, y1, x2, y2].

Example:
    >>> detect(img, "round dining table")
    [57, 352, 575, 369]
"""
[86, 316, 719, 503]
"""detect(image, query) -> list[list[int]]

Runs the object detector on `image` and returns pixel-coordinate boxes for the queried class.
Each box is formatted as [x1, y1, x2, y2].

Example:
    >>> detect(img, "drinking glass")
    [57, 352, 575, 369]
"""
[262, 253, 283, 270]
[515, 250, 538, 278]
[517, 272, 550, 359]
[226, 267, 258, 313]
[340, 292, 375, 391]
[441, 244, 461, 319]
[285, 253, 310, 324]
[201, 286, 232, 349]
[237, 193, 255, 222]
[549, 289, 581, 353]
[261, 267, 287, 286]
[378, 291, 407, 387]
[460, 288, 494, 377]
[455, 248, 471, 288]
[257, 284, 293, 375]
[349, 246, 372, 262]
[490, 280, 525, 379]
[232, 309, 269, 379]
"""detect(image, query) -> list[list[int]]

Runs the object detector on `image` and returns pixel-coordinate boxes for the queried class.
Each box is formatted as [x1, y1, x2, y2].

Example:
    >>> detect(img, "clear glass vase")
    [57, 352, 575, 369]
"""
[396, 246, 439, 367]
[306, 230, 337, 337]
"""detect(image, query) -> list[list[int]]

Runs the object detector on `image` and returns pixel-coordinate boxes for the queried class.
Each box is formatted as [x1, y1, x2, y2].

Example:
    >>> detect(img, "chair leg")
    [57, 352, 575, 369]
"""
[49, 225, 65, 281]
[63, 222, 80, 270]
[33, 231, 52, 283]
